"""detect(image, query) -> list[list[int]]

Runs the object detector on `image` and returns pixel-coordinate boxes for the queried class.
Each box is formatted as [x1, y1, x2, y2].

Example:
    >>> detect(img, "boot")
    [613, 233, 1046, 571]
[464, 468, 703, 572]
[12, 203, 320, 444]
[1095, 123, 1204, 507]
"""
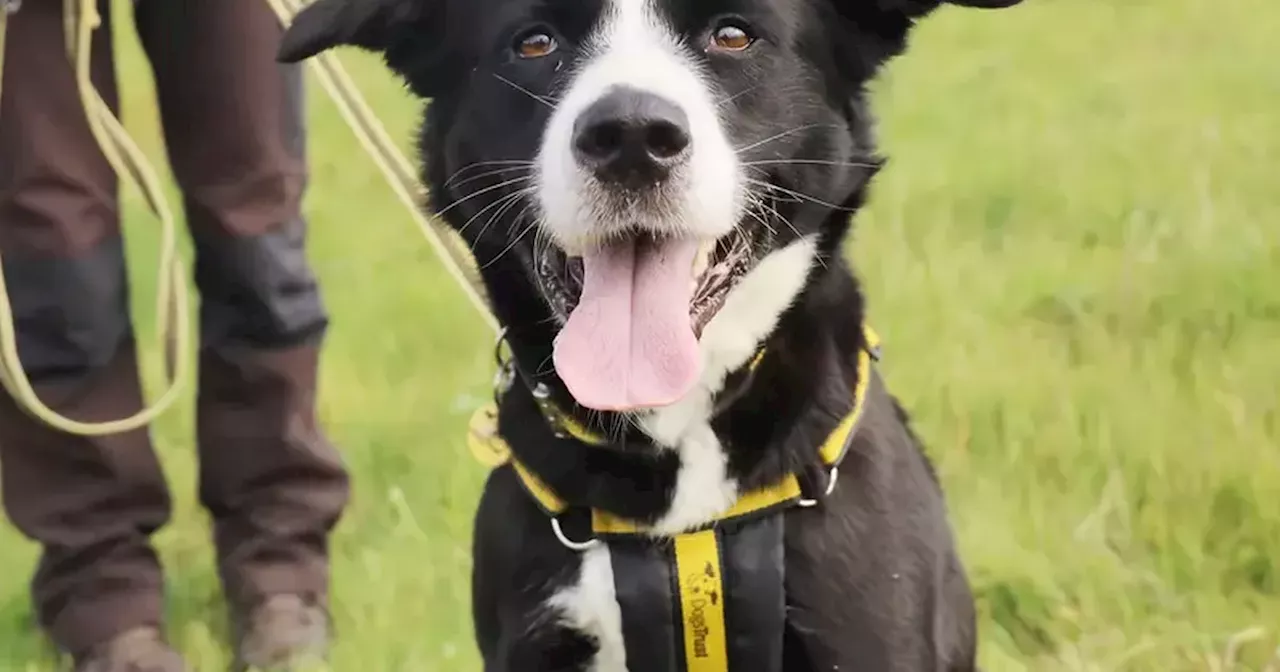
[75, 628, 186, 672]
[231, 594, 330, 671]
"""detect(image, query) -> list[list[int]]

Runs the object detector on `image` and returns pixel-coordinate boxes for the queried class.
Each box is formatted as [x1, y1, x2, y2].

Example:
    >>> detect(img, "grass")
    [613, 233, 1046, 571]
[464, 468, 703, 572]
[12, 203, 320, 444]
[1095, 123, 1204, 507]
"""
[2, 0, 1278, 669]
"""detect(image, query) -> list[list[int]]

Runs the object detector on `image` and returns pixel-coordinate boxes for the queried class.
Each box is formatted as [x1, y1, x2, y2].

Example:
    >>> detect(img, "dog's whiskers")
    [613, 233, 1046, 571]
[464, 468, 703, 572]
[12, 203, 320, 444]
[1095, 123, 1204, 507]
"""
[437, 176, 536, 219]
[734, 124, 843, 156]
[757, 196, 802, 238]
[742, 158, 880, 170]
[744, 177, 854, 212]
[474, 189, 534, 244]
[610, 415, 631, 444]
[455, 186, 534, 236]
[445, 165, 535, 191]
[481, 218, 540, 271]
[493, 73, 557, 109]
[716, 84, 764, 109]
[742, 195, 779, 237]
[743, 209, 777, 238]
[443, 159, 536, 188]
[745, 188, 804, 239]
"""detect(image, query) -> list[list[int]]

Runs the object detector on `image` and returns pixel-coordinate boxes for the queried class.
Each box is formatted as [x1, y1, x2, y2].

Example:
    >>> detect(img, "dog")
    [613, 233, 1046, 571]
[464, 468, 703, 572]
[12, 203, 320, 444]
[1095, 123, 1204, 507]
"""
[279, 0, 1022, 669]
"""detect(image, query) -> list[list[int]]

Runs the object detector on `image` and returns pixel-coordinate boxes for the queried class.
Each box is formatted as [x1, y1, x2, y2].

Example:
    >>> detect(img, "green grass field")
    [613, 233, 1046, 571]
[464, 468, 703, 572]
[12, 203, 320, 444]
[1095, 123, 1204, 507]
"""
[2, 0, 1278, 669]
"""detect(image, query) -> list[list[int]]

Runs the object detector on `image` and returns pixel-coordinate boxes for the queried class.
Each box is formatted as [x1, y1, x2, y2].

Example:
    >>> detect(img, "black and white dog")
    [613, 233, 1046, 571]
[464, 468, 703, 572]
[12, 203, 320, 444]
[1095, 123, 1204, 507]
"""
[280, 0, 1022, 669]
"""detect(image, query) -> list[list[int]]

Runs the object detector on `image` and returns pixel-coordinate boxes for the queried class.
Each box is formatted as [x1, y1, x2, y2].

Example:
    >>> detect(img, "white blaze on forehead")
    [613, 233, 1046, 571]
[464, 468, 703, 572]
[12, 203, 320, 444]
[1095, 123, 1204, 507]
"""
[585, 0, 691, 84]
[535, 0, 742, 253]
[567, 0, 706, 136]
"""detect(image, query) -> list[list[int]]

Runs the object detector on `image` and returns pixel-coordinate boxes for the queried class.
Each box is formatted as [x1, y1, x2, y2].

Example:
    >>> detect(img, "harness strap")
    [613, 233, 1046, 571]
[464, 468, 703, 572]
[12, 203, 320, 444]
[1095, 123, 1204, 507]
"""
[673, 530, 730, 670]
[593, 474, 802, 537]
[611, 515, 787, 672]
[819, 325, 880, 467]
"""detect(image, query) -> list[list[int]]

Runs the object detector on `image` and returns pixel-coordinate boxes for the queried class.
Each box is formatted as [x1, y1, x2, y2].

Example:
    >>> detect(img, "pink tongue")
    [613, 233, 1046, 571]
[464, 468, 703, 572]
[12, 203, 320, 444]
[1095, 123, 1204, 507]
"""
[553, 237, 702, 411]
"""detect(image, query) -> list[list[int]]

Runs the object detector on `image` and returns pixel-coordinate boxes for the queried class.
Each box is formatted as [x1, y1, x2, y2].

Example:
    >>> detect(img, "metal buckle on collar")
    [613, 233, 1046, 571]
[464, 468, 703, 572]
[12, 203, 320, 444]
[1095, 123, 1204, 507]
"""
[797, 466, 840, 508]
[2, 0, 21, 14]
[493, 359, 515, 397]
[552, 515, 600, 552]
[491, 328, 516, 398]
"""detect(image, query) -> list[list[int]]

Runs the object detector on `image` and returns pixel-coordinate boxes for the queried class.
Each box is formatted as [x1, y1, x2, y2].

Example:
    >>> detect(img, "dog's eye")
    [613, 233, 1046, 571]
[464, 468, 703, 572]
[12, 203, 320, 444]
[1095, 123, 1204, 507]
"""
[709, 22, 754, 52]
[515, 30, 558, 59]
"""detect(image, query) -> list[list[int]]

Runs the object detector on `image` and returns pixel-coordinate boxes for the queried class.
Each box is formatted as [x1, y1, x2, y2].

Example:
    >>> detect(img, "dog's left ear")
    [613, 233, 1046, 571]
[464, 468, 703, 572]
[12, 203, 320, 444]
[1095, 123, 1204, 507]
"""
[278, 0, 449, 96]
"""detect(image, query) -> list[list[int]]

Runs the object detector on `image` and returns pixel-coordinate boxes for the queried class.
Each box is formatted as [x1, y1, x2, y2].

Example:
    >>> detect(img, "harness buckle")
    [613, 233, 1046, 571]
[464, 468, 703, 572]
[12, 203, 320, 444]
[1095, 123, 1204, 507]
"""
[551, 515, 600, 552]
[797, 466, 839, 508]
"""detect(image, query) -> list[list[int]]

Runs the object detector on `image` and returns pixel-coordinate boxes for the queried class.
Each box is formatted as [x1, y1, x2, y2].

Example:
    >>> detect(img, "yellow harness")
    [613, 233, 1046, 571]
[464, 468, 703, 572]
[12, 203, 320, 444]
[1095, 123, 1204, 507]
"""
[467, 327, 881, 672]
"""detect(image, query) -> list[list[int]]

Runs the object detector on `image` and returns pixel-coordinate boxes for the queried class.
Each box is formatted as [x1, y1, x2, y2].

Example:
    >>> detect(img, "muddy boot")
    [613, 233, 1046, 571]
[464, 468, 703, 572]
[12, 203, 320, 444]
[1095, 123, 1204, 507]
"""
[231, 595, 330, 671]
[75, 628, 186, 672]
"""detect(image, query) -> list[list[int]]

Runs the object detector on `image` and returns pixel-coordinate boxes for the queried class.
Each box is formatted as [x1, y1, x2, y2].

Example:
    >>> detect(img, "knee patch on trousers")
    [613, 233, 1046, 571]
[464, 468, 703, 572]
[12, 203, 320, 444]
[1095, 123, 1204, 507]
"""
[0, 236, 132, 380]
[194, 217, 329, 349]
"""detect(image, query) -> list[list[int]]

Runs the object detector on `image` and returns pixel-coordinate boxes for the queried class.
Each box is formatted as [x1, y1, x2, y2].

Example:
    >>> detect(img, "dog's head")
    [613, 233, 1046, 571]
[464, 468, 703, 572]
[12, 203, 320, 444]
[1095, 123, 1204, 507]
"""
[281, 0, 1020, 414]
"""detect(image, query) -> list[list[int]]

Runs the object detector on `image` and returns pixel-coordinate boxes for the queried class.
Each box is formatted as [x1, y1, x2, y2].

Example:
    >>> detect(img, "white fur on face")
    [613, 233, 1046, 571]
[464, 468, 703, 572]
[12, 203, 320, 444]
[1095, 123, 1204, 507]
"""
[535, 0, 743, 254]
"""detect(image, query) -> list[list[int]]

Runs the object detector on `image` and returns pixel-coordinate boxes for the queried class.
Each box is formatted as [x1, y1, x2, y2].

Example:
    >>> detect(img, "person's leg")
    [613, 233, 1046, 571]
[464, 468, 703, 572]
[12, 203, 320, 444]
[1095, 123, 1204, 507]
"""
[0, 0, 179, 665]
[133, 0, 349, 664]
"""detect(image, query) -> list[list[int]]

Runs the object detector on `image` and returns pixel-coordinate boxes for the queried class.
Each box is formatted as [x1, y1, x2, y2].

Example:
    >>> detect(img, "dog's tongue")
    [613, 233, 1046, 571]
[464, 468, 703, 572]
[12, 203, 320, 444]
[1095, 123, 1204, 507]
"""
[553, 237, 701, 411]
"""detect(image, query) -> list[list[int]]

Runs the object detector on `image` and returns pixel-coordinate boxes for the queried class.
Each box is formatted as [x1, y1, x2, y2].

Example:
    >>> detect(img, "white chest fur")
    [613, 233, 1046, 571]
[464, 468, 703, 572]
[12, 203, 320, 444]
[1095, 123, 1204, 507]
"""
[544, 235, 819, 669]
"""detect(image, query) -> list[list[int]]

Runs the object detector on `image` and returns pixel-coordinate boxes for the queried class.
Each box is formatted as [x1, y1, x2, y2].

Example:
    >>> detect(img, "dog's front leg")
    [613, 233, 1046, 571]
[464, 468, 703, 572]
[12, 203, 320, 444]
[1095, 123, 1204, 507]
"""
[780, 402, 979, 672]
[474, 468, 622, 672]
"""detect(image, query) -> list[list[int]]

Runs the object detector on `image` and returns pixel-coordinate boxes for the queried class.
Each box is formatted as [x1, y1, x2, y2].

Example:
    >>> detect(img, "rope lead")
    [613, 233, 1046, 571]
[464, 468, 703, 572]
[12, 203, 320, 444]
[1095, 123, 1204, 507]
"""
[0, 0, 190, 436]
[0, 0, 499, 436]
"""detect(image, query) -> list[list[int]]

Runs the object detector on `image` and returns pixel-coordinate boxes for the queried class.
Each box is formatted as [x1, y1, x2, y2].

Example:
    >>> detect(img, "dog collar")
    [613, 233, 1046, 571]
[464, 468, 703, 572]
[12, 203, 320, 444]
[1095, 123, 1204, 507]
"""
[476, 330, 776, 452]
[466, 325, 882, 540]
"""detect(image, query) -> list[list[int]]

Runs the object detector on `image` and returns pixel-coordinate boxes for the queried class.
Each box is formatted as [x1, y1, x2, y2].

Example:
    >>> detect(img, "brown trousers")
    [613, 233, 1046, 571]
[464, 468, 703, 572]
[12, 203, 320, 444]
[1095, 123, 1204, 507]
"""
[0, 0, 350, 656]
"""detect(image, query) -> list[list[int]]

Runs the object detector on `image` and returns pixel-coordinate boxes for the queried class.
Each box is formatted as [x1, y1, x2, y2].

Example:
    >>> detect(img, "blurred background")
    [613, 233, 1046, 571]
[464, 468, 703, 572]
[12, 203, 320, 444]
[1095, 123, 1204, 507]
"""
[1, 0, 1277, 669]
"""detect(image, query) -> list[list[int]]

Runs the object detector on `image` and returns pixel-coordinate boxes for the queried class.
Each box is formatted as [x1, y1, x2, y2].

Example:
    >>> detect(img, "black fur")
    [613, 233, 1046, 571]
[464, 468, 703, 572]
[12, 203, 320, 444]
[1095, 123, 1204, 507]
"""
[280, 0, 1022, 669]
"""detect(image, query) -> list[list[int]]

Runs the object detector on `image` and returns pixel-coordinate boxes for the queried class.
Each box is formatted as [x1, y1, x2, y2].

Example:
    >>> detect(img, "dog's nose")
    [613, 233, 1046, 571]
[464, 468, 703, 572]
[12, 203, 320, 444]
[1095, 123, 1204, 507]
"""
[572, 87, 691, 188]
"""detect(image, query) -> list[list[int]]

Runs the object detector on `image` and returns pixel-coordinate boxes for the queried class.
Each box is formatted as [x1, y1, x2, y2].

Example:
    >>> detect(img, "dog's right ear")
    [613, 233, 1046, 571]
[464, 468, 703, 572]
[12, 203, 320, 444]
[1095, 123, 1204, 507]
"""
[278, 0, 447, 95]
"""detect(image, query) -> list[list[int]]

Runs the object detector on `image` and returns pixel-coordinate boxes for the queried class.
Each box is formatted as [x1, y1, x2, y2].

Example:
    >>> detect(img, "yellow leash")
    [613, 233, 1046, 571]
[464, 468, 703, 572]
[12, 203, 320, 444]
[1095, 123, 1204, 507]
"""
[0, 0, 190, 435]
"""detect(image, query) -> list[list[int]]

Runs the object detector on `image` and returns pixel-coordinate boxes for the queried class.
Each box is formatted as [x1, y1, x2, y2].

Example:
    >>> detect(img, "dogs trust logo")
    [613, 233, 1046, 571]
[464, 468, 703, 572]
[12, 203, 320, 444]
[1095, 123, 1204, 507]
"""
[684, 561, 720, 659]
